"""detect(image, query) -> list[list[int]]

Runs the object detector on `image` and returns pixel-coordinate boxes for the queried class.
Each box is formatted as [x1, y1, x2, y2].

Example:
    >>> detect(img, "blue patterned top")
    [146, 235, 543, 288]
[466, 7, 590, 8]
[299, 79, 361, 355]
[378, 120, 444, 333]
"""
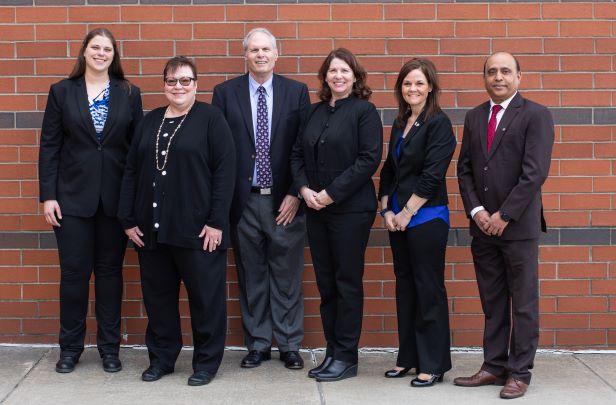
[89, 83, 110, 142]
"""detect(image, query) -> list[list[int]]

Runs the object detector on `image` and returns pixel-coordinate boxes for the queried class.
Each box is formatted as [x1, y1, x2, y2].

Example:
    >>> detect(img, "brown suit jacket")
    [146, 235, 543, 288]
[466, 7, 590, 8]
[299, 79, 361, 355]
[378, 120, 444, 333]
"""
[457, 92, 554, 240]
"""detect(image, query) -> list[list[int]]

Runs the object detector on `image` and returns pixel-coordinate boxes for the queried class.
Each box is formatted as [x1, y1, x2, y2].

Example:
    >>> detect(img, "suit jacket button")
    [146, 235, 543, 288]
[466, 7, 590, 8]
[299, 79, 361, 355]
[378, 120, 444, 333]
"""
[320, 140, 325, 144]
[484, 186, 488, 191]
[484, 166, 488, 171]
[251, 154, 255, 159]
[97, 146, 102, 151]
[248, 176, 252, 181]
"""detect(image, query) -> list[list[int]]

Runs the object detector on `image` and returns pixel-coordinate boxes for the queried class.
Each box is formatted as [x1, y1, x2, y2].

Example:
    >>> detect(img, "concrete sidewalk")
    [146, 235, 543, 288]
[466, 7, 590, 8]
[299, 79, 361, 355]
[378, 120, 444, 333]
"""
[1, 346, 615, 405]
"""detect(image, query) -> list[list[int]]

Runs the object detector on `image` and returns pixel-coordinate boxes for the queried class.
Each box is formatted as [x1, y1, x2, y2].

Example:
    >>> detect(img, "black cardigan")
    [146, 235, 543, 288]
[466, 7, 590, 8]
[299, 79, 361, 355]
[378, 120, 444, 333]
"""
[378, 110, 456, 210]
[291, 96, 383, 213]
[117, 101, 236, 250]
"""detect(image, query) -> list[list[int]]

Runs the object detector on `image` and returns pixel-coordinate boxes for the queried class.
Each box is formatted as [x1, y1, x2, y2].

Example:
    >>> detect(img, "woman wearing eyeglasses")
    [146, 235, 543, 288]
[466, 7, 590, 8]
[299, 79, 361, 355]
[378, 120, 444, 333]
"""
[39, 28, 142, 374]
[118, 56, 235, 386]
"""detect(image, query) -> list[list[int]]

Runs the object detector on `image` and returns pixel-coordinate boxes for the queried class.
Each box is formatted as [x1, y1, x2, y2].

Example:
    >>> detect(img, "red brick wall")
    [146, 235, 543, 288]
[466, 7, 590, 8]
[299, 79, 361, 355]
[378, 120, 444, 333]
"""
[0, 1, 615, 349]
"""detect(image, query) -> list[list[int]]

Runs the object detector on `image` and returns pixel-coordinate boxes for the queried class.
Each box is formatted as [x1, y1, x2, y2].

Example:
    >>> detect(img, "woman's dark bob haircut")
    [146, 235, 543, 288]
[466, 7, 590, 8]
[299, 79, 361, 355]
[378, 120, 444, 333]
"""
[163, 56, 198, 82]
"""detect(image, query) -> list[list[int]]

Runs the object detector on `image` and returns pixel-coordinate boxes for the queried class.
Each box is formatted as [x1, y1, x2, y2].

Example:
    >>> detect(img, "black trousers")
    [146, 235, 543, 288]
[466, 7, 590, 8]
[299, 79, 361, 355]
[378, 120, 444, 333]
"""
[471, 236, 539, 384]
[306, 210, 374, 364]
[138, 243, 227, 374]
[388, 219, 452, 374]
[53, 204, 127, 358]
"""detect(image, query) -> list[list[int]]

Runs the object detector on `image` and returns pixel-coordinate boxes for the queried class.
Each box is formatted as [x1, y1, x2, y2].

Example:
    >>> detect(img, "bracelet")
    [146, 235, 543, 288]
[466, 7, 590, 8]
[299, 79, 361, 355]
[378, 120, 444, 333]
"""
[403, 204, 417, 215]
[379, 208, 391, 218]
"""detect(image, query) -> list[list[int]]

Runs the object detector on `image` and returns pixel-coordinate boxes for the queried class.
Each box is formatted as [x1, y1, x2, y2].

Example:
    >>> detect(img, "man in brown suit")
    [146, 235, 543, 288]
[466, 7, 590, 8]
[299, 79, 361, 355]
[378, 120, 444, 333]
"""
[455, 52, 554, 399]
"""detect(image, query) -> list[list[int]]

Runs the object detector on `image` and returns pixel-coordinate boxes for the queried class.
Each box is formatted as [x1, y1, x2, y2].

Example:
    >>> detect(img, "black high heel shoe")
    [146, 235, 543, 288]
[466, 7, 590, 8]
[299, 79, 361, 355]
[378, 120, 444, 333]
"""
[411, 373, 444, 387]
[384, 367, 411, 378]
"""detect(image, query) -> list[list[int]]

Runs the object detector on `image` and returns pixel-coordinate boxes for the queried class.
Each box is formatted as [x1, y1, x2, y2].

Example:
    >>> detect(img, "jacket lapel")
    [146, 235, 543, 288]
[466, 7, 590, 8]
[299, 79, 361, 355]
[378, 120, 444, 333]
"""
[270, 74, 283, 144]
[488, 93, 522, 160]
[235, 74, 255, 148]
[76, 76, 99, 143]
[478, 101, 490, 160]
[101, 78, 119, 145]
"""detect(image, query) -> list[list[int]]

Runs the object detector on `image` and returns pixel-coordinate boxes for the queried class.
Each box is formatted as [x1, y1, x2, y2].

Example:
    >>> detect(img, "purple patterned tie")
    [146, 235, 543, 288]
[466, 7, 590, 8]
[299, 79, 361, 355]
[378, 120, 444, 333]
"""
[256, 86, 272, 187]
[487, 104, 502, 152]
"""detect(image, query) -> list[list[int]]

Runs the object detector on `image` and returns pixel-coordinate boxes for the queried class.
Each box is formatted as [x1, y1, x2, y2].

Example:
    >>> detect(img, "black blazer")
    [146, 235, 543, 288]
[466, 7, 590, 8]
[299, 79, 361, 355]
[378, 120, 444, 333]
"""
[379, 111, 456, 210]
[117, 102, 236, 250]
[212, 73, 310, 224]
[457, 92, 554, 240]
[38, 77, 143, 217]
[291, 96, 383, 213]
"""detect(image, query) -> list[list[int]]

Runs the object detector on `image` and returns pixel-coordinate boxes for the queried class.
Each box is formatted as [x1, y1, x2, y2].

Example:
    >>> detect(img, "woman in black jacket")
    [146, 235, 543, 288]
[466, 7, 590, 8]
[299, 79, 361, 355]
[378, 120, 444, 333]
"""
[291, 48, 382, 382]
[118, 57, 235, 386]
[38, 28, 142, 374]
[379, 58, 455, 387]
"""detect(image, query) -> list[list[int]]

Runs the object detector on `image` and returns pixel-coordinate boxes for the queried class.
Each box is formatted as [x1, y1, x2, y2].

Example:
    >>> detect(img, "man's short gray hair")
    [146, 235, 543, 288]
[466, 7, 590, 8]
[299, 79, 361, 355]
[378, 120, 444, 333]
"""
[242, 27, 277, 52]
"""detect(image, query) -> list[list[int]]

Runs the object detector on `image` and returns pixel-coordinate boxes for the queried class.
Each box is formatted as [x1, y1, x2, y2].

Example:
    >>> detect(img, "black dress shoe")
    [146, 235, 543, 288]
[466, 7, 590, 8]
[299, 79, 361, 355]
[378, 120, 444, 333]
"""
[55, 356, 79, 373]
[102, 354, 122, 373]
[141, 366, 171, 382]
[280, 351, 304, 370]
[315, 359, 358, 382]
[187, 371, 214, 386]
[411, 374, 444, 387]
[384, 367, 411, 378]
[308, 356, 332, 378]
[240, 350, 271, 368]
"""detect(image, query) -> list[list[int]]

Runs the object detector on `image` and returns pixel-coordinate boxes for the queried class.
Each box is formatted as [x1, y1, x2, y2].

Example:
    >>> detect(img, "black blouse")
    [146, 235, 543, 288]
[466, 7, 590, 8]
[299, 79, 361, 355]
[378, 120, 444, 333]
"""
[291, 96, 383, 213]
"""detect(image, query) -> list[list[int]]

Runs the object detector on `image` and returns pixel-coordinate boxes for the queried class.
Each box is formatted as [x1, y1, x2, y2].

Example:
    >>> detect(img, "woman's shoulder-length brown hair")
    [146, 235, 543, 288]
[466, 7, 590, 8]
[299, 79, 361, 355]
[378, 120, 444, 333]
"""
[317, 48, 372, 102]
[394, 58, 442, 127]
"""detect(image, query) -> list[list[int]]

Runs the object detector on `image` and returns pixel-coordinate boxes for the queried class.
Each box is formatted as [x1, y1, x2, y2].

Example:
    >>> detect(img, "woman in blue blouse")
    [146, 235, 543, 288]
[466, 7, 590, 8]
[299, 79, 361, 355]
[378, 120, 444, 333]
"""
[39, 28, 142, 374]
[378, 58, 455, 387]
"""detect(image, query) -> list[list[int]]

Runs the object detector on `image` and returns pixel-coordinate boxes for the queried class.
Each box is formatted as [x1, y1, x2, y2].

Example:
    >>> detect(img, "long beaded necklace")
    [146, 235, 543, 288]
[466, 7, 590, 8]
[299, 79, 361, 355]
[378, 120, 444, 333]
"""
[154, 103, 193, 171]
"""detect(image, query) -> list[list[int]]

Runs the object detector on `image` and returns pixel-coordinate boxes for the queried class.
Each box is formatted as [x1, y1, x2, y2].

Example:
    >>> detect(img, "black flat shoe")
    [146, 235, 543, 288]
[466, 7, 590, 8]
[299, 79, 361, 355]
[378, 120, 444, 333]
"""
[141, 366, 171, 382]
[102, 354, 122, 373]
[384, 367, 411, 378]
[280, 351, 304, 370]
[241, 349, 271, 368]
[315, 360, 358, 382]
[187, 371, 214, 386]
[308, 356, 332, 378]
[55, 356, 79, 373]
[411, 374, 444, 387]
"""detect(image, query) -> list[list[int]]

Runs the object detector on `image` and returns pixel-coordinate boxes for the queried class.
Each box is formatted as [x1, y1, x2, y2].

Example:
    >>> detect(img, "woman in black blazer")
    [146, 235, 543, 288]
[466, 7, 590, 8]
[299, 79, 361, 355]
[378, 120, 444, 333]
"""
[379, 58, 455, 387]
[118, 57, 235, 386]
[38, 28, 142, 374]
[291, 48, 382, 382]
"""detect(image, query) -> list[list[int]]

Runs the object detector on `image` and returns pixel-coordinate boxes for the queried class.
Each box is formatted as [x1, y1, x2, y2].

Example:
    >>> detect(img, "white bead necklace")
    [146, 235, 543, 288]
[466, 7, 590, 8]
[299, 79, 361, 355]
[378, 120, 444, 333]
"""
[154, 103, 193, 171]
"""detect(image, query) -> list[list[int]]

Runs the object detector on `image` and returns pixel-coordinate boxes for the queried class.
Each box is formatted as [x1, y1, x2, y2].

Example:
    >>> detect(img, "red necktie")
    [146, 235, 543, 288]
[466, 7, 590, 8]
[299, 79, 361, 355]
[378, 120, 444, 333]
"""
[487, 104, 502, 152]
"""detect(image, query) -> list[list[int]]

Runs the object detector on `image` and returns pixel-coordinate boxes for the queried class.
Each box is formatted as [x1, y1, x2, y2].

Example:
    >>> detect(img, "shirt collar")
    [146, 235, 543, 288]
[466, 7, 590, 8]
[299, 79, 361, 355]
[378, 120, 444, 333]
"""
[248, 74, 273, 97]
[490, 91, 517, 111]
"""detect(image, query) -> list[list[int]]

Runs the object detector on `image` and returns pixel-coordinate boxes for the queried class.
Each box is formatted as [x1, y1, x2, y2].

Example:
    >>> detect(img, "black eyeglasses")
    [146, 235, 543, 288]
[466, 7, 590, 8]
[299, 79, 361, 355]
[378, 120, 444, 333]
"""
[164, 77, 196, 87]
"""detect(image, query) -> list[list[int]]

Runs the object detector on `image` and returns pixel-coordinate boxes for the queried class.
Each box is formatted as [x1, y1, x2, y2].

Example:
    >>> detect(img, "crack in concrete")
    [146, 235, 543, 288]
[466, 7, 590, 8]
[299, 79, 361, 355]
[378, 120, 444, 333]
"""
[0, 348, 51, 404]
[573, 353, 616, 392]
[310, 350, 327, 405]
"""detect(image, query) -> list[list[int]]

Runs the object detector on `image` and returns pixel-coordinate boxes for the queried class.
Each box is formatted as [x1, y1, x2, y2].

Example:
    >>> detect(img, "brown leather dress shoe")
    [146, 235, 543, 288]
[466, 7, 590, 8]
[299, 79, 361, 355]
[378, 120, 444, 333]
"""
[500, 377, 528, 399]
[453, 370, 506, 387]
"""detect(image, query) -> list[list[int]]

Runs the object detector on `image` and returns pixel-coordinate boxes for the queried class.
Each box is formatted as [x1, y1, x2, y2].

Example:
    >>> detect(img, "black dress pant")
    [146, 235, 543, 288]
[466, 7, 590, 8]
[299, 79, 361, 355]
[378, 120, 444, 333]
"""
[471, 236, 539, 384]
[306, 209, 374, 364]
[388, 219, 452, 375]
[53, 204, 127, 358]
[138, 243, 227, 375]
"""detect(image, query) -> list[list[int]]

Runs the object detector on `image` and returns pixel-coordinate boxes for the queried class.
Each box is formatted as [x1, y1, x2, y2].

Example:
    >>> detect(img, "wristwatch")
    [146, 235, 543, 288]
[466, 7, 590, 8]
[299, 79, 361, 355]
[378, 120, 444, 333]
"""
[500, 211, 511, 222]
[379, 208, 391, 218]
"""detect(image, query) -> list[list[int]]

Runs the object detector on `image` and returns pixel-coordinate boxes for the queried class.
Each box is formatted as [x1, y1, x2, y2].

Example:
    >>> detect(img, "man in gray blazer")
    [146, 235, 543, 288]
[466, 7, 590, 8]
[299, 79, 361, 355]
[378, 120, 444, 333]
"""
[455, 52, 554, 399]
[212, 28, 309, 370]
